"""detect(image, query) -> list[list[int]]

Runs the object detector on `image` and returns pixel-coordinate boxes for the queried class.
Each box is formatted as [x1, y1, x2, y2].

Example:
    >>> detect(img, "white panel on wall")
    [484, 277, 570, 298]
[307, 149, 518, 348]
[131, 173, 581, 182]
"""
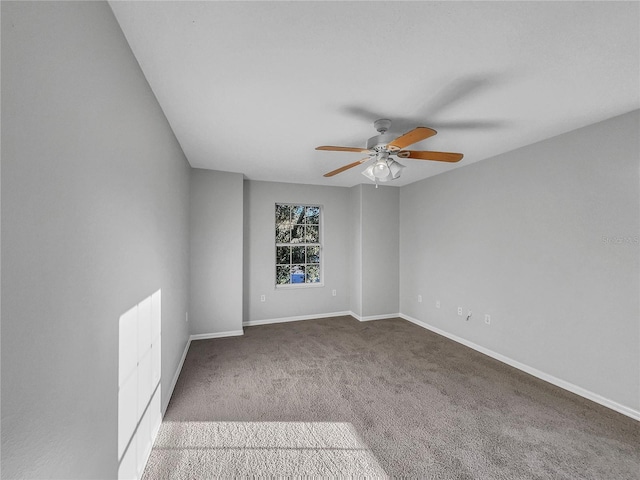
[118, 290, 163, 480]
[151, 290, 161, 389]
[137, 297, 152, 360]
[136, 407, 151, 477]
[151, 290, 161, 342]
[137, 352, 152, 418]
[151, 340, 161, 389]
[118, 436, 137, 480]
[149, 388, 162, 440]
[117, 370, 137, 461]
[119, 306, 138, 388]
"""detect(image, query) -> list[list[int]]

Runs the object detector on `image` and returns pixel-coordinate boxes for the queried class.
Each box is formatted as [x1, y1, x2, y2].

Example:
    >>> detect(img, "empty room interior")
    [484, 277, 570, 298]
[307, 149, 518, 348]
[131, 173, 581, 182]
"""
[2, 1, 639, 479]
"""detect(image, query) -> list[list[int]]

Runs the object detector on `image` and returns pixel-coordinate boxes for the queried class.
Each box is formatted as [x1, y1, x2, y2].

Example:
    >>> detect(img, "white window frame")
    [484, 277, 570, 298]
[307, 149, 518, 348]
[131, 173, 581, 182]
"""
[275, 203, 324, 289]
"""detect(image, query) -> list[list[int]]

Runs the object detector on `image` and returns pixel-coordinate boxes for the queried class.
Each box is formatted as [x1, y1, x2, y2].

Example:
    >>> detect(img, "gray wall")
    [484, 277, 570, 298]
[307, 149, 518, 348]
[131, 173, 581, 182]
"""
[400, 110, 640, 411]
[360, 185, 400, 317]
[1, 2, 191, 478]
[243, 180, 351, 322]
[189, 169, 244, 335]
[349, 186, 363, 316]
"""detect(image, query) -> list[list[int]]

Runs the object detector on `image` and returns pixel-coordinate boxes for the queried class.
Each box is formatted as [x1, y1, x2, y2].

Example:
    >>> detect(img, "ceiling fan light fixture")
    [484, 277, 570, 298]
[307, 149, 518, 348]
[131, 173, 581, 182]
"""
[362, 159, 405, 183]
[361, 164, 376, 181]
[373, 160, 390, 179]
[388, 159, 405, 179]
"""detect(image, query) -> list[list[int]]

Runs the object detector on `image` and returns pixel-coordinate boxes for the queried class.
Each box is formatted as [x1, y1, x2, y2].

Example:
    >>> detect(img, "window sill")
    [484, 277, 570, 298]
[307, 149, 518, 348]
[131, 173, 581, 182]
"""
[275, 283, 324, 290]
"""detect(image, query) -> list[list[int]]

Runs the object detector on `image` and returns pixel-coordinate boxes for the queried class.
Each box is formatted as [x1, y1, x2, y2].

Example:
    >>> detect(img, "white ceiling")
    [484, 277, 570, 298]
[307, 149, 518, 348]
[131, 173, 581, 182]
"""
[110, 1, 639, 187]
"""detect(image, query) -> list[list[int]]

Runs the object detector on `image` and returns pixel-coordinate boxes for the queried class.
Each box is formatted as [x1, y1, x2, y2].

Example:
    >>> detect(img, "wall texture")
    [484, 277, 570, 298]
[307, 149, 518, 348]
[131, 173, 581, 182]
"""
[400, 110, 640, 413]
[360, 185, 400, 318]
[243, 180, 351, 323]
[189, 169, 244, 335]
[349, 186, 363, 317]
[1, 2, 191, 478]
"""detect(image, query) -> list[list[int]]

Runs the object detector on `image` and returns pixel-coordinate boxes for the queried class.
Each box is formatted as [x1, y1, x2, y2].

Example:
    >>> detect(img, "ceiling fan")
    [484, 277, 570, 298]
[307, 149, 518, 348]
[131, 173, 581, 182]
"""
[316, 119, 463, 183]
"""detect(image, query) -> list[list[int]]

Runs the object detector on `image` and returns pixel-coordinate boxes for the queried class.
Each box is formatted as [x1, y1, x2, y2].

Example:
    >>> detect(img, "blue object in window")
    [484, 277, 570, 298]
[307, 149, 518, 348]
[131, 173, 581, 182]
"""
[291, 273, 305, 284]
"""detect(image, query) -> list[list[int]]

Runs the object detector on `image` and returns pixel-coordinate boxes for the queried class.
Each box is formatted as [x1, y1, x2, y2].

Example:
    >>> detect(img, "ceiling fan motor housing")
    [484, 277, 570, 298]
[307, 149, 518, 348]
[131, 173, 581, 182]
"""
[367, 133, 396, 152]
[367, 119, 395, 152]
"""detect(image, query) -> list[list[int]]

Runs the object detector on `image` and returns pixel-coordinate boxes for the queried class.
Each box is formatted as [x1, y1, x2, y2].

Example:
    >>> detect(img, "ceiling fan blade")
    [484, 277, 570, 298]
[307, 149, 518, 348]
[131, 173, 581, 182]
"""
[397, 150, 464, 163]
[323, 158, 369, 177]
[316, 146, 370, 153]
[387, 127, 437, 151]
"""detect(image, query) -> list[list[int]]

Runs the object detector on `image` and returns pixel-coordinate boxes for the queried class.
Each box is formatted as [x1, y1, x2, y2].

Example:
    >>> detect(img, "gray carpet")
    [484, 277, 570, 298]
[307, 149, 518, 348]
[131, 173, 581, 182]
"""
[146, 316, 639, 479]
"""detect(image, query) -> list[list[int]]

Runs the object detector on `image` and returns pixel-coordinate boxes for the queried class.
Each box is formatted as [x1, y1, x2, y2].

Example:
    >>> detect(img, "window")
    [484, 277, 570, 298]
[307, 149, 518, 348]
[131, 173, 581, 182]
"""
[275, 204, 322, 286]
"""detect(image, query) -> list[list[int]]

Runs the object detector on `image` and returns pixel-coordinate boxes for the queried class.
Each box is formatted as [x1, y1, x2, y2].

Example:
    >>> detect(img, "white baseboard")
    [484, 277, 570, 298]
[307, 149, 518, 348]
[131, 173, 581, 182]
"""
[190, 329, 244, 341]
[243, 311, 400, 327]
[164, 335, 191, 416]
[243, 311, 351, 327]
[399, 313, 640, 421]
[350, 312, 400, 322]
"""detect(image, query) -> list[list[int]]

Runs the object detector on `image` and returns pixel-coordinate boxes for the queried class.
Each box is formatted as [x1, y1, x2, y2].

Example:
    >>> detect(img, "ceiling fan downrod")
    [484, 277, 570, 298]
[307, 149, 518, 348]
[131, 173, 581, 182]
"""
[368, 119, 396, 151]
[374, 118, 391, 134]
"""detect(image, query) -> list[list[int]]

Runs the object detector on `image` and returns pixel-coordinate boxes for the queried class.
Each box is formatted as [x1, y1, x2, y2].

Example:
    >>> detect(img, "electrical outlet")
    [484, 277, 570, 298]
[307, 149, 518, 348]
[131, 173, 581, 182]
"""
[332, 289, 337, 297]
[484, 314, 491, 325]
[260, 295, 266, 302]
[457, 307, 463, 316]
[418, 295, 422, 303]
[436, 300, 440, 309]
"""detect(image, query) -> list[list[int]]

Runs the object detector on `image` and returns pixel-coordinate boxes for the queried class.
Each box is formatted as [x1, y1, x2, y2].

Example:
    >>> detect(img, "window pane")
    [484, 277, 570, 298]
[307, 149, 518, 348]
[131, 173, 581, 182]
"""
[291, 246, 305, 264]
[306, 264, 320, 283]
[276, 226, 291, 243]
[275, 204, 291, 224]
[306, 225, 319, 243]
[290, 224, 305, 243]
[306, 246, 320, 263]
[291, 205, 305, 224]
[276, 266, 290, 285]
[304, 206, 320, 224]
[291, 265, 305, 284]
[276, 246, 290, 264]
[275, 205, 292, 243]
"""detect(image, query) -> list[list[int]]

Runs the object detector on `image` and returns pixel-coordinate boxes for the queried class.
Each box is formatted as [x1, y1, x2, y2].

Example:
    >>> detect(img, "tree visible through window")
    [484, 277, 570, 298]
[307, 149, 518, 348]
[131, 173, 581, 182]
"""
[275, 204, 321, 285]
